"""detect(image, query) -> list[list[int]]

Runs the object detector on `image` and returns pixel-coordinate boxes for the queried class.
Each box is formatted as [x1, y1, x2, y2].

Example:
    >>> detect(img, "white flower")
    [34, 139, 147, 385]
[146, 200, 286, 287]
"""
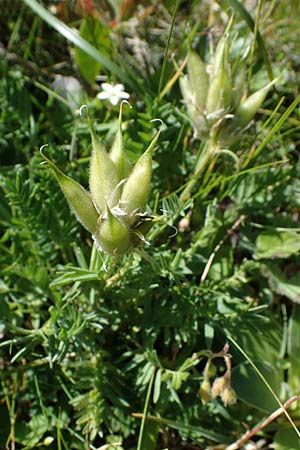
[97, 83, 129, 106]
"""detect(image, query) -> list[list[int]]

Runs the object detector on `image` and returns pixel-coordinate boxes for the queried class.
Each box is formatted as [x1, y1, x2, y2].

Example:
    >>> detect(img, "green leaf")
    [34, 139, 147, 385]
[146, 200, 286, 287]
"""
[140, 421, 160, 450]
[139, 414, 228, 443]
[50, 267, 103, 287]
[15, 414, 48, 447]
[263, 263, 300, 303]
[153, 368, 162, 404]
[288, 305, 300, 392]
[230, 317, 283, 366]
[75, 18, 111, 84]
[255, 229, 300, 259]
[273, 429, 300, 450]
[221, 0, 273, 80]
[232, 361, 282, 413]
[22, 0, 134, 88]
[0, 407, 10, 448]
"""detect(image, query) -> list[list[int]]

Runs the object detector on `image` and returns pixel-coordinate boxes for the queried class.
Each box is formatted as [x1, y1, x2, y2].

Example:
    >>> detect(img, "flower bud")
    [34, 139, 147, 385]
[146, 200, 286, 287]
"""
[41, 149, 98, 234]
[120, 128, 160, 226]
[211, 376, 228, 398]
[89, 132, 120, 215]
[204, 361, 217, 379]
[221, 386, 237, 407]
[95, 206, 130, 256]
[43, 436, 55, 446]
[235, 79, 277, 127]
[199, 380, 212, 405]
[187, 50, 209, 109]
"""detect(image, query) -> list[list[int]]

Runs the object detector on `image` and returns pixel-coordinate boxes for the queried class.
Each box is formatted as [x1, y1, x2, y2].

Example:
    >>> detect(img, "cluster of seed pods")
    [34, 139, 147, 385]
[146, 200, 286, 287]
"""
[41, 104, 161, 256]
[42, 30, 277, 258]
[180, 29, 277, 145]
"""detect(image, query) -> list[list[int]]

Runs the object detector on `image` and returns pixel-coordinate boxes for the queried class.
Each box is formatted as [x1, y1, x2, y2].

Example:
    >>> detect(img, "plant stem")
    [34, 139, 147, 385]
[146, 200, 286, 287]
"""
[226, 395, 299, 450]
[136, 367, 156, 450]
[179, 139, 219, 203]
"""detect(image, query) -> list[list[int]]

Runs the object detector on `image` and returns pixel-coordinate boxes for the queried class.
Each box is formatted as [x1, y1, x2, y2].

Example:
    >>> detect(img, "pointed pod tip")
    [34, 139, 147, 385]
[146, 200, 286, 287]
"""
[119, 100, 131, 125]
[40, 144, 49, 158]
[150, 118, 164, 129]
[120, 99, 132, 110]
[80, 104, 95, 138]
[79, 104, 89, 116]
[40, 145, 53, 167]
[143, 119, 163, 156]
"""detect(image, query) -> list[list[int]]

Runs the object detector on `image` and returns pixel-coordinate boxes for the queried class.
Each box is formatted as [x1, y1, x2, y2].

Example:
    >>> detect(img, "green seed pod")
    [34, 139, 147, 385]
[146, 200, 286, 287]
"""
[109, 102, 132, 181]
[40, 148, 98, 234]
[231, 45, 251, 111]
[95, 206, 130, 256]
[236, 79, 277, 127]
[231, 62, 247, 111]
[179, 75, 193, 106]
[212, 35, 229, 77]
[89, 131, 120, 215]
[187, 50, 209, 109]
[212, 17, 233, 76]
[180, 76, 209, 138]
[120, 127, 161, 226]
[207, 32, 232, 120]
[206, 63, 232, 119]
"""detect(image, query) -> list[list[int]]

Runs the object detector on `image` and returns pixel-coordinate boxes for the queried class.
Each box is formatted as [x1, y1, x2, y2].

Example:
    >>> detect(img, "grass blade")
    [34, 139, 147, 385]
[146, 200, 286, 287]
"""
[221, 0, 273, 80]
[157, 0, 181, 103]
[22, 0, 135, 89]
[133, 412, 228, 443]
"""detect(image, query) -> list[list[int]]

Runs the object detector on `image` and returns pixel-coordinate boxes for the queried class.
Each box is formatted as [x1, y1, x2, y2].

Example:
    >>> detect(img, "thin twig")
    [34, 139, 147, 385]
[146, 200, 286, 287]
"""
[225, 395, 299, 450]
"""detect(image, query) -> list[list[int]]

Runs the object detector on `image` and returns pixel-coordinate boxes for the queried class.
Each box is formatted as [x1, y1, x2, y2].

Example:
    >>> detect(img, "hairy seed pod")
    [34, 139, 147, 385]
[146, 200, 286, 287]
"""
[187, 50, 209, 109]
[231, 63, 247, 111]
[212, 34, 230, 77]
[180, 76, 209, 138]
[89, 132, 120, 215]
[120, 128, 160, 226]
[41, 150, 98, 233]
[110, 103, 132, 182]
[95, 207, 130, 256]
[206, 63, 232, 118]
[179, 75, 193, 107]
[236, 79, 277, 127]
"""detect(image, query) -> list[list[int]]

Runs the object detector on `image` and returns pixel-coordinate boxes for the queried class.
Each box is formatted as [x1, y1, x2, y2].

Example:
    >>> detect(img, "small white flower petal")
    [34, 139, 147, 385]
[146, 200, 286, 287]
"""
[101, 83, 114, 94]
[114, 83, 125, 92]
[118, 91, 130, 99]
[97, 91, 110, 100]
[110, 95, 120, 106]
[97, 82, 130, 105]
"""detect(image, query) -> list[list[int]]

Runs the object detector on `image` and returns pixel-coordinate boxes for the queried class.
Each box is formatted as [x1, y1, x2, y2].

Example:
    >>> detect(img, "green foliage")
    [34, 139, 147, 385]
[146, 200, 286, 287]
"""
[1, 1, 300, 449]
[75, 18, 112, 84]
